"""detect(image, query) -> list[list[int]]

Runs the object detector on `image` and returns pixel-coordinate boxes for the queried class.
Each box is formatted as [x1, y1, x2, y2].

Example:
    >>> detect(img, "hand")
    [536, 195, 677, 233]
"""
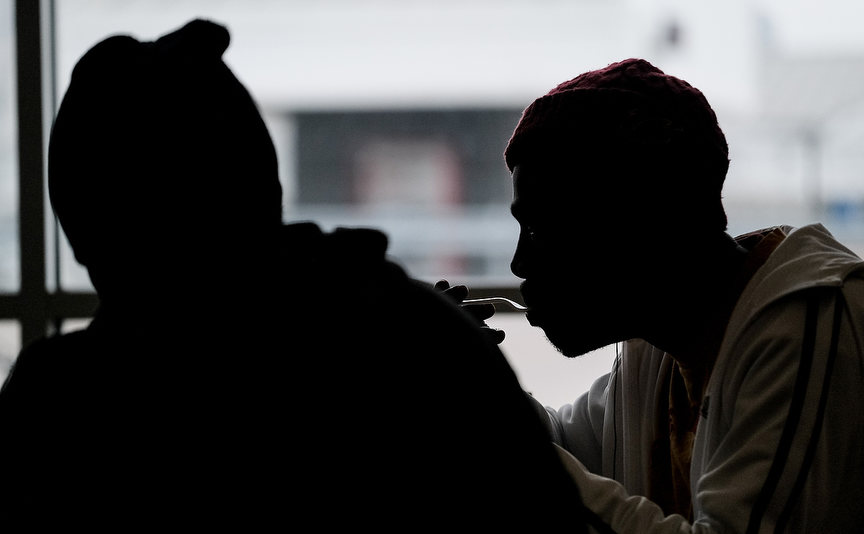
[434, 280, 506, 344]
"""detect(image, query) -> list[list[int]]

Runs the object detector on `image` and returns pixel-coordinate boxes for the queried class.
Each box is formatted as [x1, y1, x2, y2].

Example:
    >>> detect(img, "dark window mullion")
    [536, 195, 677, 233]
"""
[15, 0, 47, 346]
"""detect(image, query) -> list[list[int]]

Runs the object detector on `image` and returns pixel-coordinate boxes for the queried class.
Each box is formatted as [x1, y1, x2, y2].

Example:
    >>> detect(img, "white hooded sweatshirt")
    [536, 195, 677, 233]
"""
[539, 223, 864, 533]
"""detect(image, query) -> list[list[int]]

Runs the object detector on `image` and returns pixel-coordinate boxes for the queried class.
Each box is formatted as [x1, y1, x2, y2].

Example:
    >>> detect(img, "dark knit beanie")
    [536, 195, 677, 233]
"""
[505, 58, 728, 171]
[48, 19, 282, 267]
[503, 58, 730, 229]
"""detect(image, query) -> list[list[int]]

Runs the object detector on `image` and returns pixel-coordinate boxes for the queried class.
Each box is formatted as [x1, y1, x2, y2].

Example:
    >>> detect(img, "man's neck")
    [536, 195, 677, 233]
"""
[648, 232, 751, 369]
[652, 228, 787, 369]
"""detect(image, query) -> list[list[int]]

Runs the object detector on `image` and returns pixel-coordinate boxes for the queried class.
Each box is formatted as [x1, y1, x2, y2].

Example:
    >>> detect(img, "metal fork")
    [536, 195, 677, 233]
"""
[461, 296, 528, 312]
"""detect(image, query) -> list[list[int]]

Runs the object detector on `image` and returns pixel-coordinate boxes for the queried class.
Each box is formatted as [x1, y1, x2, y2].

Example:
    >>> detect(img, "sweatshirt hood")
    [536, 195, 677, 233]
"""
[729, 223, 864, 335]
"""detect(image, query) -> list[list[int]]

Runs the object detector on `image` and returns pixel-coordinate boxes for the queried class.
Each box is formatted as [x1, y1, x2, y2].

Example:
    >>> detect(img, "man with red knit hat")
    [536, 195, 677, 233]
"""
[505, 58, 864, 532]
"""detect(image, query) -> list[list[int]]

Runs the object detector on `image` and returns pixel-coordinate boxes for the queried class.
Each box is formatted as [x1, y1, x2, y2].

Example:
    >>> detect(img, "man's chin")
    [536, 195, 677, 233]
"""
[530, 316, 610, 359]
[549, 338, 601, 359]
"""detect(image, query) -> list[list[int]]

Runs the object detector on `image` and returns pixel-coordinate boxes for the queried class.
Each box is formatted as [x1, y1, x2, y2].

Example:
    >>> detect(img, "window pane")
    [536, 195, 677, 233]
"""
[52, 1, 864, 405]
[289, 109, 519, 284]
[53, 1, 527, 289]
[54, 1, 864, 288]
[60, 317, 91, 334]
[0, 320, 21, 384]
[0, 0, 18, 292]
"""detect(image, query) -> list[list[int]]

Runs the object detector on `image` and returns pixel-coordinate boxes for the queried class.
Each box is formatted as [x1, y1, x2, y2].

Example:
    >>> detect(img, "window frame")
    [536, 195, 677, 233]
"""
[1, 0, 108, 348]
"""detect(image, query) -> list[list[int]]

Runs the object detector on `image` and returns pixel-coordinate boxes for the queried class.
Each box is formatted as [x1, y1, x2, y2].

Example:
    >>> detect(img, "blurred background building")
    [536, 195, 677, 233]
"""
[2, 0, 864, 407]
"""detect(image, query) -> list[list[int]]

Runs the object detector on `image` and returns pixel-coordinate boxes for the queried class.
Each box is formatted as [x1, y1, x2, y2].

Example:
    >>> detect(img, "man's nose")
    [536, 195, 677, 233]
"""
[510, 238, 528, 279]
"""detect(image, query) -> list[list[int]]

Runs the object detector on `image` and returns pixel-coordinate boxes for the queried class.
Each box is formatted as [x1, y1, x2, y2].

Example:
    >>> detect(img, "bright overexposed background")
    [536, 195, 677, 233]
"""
[3, 1, 864, 407]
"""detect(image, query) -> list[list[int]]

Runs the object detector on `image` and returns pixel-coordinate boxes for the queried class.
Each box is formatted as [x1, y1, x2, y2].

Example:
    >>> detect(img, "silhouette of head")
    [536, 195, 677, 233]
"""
[505, 59, 730, 357]
[48, 19, 282, 296]
[506, 58, 729, 233]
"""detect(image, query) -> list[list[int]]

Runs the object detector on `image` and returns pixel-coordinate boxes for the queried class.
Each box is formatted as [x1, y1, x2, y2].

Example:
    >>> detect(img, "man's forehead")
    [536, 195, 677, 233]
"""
[512, 160, 565, 190]
[512, 160, 593, 197]
[511, 163, 599, 218]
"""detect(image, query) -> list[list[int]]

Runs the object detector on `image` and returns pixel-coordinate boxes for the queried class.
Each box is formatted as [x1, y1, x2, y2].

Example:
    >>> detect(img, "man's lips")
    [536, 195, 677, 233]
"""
[518, 281, 541, 311]
[520, 291, 541, 326]
[519, 283, 557, 327]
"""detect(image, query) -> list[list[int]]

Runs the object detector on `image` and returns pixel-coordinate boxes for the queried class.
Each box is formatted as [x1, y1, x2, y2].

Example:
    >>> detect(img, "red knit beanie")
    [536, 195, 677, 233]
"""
[503, 58, 728, 178]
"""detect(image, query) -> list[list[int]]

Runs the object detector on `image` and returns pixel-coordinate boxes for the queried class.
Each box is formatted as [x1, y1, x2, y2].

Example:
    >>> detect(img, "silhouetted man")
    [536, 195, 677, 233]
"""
[504, 58, 864, 533]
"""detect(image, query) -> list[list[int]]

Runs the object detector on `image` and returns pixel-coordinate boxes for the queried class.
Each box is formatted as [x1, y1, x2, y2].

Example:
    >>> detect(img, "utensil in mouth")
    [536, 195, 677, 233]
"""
[461, 296, 527, 312]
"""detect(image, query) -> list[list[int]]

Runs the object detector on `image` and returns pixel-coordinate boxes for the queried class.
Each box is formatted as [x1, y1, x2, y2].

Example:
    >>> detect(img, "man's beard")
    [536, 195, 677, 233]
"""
[527, 308, 622, 359]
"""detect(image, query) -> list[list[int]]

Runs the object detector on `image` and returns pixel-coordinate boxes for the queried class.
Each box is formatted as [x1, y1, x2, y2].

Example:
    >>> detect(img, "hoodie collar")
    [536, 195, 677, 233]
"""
[726, 223, 864, 336]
